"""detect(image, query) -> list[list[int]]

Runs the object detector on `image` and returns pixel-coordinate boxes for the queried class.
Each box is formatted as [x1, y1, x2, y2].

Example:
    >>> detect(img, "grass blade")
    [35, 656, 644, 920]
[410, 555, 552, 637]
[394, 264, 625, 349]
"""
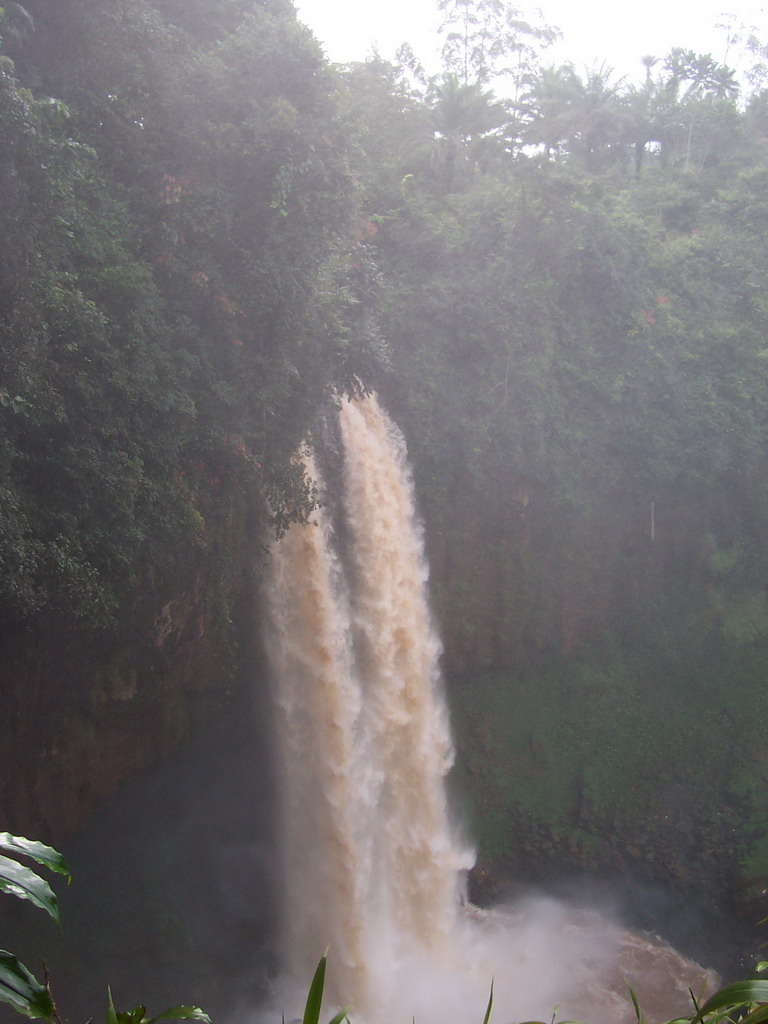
[482, 981, 494, 1024]
[303, 954, 328, 1024]
[627, 984, 643, 1024]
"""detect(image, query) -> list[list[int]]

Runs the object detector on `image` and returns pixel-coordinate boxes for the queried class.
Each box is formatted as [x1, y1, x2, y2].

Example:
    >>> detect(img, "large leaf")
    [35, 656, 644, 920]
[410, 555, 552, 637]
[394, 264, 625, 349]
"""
[0, 855, 60, 924]
[147, 1006, 212, 1024]
[0, 950, 54, 1020]
[106, 988, 212, 1024]
[0, 835, 70, 882]
[691, 980, 768, 1022]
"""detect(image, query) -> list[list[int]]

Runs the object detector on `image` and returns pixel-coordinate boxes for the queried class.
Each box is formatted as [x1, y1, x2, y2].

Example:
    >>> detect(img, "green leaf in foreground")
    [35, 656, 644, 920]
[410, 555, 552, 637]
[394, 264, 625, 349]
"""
[481, 981, 493, 1024]
[324, 1009, 349, 1024]
[0, 855, 60, 924]
[106, 989, 212, 1024]
[740, 1004, 768, 1024]
[303, 954, 328, 1024]
[106, 986, 119, 1024]
[0, 835, 70, 883]
[0, 950, 54, 1020]
[116, 1007, 146, 1024]
[147, 1005, 212, 1023]
[628, 984, 643, 1024]
[691, 980, 768, 1022]
[116, 1007, 145, 1024]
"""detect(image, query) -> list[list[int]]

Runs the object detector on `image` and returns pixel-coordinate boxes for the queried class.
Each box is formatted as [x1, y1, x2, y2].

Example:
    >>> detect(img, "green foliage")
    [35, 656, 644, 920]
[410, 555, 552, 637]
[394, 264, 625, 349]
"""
[741, 834, 768, 887]
[683, 979, 768, 1024]
[0, 833, 210, 1024]
[719, 591, 768, 645]
[0, 835, 69, 925]
[0, 834, 67, 1018]
[449, 637, 768, 885]
[0, 951, 53, 1020]
[481, 981, 493, 1024]
[105, 988, 210, 1024]
[0, 0, 383, 633]
[300, 954, 349, 1024]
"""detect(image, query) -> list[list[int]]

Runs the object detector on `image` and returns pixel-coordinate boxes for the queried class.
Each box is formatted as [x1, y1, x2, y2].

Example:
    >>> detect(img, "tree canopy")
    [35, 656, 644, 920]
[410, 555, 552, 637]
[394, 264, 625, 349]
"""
[5, 0, 768, 919]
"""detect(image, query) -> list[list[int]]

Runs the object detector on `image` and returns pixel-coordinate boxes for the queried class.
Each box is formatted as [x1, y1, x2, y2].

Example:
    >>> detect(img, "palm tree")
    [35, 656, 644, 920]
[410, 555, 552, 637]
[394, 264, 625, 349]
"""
[428, 73, 508, 189]
[525, 64, 630, 172]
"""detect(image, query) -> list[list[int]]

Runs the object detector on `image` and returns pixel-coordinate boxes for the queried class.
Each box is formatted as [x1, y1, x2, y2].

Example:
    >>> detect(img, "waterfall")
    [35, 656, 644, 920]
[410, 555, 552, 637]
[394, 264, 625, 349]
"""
[263, 393, 716, 1024]
[264, 446, 368, 1006]
[338, 397, 472, 949]
[265, 394, 472, 1011]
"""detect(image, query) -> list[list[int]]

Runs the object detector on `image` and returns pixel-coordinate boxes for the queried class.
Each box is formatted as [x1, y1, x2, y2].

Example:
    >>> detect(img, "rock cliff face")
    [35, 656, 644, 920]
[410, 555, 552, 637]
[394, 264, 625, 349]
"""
[406, 456, 768, 973]
[420, 468, 616, 676]
[0, 547, 256, 842]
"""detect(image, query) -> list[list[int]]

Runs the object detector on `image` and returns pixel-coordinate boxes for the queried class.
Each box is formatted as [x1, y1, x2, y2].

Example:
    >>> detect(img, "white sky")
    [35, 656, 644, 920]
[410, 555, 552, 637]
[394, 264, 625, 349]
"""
[295, 0, 768, 84]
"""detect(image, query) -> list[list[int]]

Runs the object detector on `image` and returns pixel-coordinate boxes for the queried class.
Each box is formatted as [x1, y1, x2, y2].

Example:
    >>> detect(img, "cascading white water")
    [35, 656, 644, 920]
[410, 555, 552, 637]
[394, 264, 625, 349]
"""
[263, 447, 369, 1006]
[338, 397, 473, 950]
[264, 396, 472, 1012]
[263, 393, 716, 1024]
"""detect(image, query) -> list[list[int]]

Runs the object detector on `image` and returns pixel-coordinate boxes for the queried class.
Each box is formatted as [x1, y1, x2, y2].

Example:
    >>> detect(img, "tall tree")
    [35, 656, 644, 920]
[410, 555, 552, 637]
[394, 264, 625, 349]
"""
[437, 0, 558, 147]
[428, 73, 508, 188]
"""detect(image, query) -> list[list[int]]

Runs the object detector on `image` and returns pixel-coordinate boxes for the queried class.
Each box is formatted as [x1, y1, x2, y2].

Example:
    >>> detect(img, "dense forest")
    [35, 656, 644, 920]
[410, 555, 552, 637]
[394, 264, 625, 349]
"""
[4, 0, 768, 1013]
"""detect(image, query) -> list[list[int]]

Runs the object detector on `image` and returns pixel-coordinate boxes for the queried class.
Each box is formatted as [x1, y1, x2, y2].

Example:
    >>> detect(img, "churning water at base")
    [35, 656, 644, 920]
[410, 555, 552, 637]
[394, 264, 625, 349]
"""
[263, 394, 715, 1024]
